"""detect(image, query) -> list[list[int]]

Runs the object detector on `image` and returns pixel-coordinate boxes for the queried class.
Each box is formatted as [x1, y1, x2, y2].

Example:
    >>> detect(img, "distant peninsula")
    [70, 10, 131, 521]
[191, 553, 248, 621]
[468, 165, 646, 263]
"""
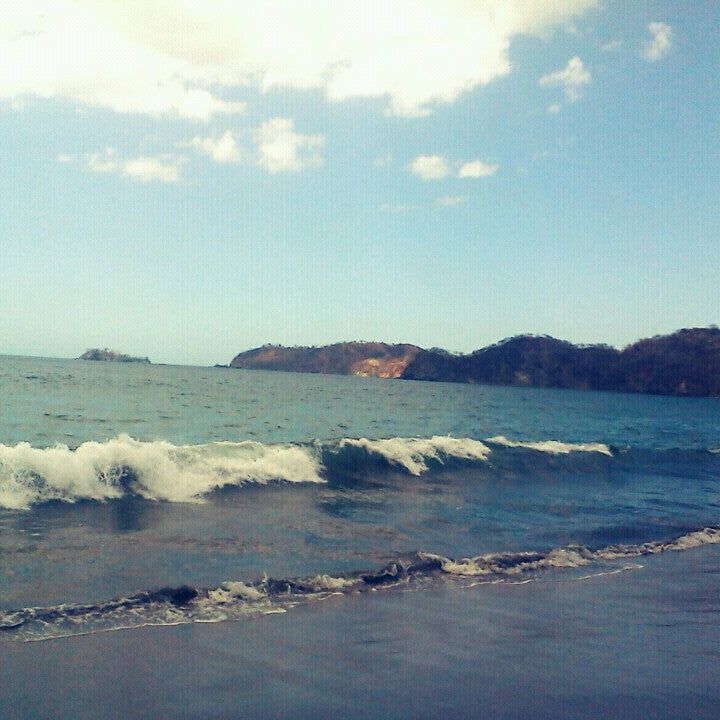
[229, 328, 720, 398]
[79, 348, 150, 363]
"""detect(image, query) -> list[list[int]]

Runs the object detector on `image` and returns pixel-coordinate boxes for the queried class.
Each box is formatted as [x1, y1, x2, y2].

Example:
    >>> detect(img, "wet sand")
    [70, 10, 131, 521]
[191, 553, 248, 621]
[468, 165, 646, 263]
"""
[2, 545, 719, 720]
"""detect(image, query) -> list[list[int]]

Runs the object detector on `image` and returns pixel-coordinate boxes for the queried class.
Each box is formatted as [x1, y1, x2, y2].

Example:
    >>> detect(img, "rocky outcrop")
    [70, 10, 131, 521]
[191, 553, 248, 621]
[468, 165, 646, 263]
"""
[79, 348, 150, 363]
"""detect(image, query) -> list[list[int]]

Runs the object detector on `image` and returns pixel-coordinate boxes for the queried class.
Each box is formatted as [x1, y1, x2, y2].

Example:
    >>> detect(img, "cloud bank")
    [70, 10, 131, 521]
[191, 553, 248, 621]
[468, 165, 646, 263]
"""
[0, 0, 599, 118]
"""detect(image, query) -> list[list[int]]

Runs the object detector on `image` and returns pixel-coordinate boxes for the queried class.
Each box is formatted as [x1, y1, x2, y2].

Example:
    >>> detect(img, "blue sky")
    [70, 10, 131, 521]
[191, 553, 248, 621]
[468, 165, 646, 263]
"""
[1, 1, 718, 365]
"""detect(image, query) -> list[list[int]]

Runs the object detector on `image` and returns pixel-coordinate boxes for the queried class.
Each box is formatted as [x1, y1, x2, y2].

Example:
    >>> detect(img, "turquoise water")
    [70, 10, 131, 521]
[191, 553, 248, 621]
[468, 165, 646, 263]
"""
[4, 356, 720, 449]
[2, 354, 719, 608]
[1, 355, 720, 717]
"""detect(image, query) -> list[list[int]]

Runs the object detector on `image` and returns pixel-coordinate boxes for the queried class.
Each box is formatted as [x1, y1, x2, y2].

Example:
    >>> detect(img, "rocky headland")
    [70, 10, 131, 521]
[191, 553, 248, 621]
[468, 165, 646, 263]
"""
[229, 328, 720, 397]
[230, 342, 421, 379]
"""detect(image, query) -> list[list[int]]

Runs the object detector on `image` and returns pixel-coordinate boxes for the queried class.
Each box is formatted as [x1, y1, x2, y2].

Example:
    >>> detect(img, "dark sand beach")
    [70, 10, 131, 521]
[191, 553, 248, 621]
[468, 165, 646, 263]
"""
[4, 544, 719, 720]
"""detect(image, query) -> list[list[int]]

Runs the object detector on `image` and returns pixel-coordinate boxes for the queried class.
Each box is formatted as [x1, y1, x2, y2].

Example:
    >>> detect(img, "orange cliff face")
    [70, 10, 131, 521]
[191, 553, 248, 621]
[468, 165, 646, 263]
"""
[350, 349, 421, 378]
[229, 342, 422, 378]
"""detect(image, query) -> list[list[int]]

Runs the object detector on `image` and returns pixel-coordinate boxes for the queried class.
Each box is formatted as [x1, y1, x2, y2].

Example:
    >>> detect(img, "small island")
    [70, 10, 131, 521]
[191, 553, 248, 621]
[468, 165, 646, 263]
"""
[79, 348, 151, 363]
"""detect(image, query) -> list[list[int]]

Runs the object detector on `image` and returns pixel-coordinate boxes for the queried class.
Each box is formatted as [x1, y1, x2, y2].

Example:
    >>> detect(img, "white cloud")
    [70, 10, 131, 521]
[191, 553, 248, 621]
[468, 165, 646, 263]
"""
[409, 155, 450, 181]
[539, 56, 591, 101]
[121, 156, 184, 183]
[437, 195, 468, 206]
[73, 147, 184, 183]
[410, 155, 499, 180]
[0, 0, 599, 118]
[547, 103, 562, 114]
[182, 119, 324, 173]
[0, 1, 245, 119]
[599, 39, 622, 52]
[189, 130, 242, 163]
[642, 22, 673, 62]
[255, 118, 325, 173]
[458, 160, 499, 178]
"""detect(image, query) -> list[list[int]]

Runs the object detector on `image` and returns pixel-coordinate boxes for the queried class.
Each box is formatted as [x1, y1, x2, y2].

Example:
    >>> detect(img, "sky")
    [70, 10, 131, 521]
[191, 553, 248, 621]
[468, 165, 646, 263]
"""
[1, 0, 718, 366]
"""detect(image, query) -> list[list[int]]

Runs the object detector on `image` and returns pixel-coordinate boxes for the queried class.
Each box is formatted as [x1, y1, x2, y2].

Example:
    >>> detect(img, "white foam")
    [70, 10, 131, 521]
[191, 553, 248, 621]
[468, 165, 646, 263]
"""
[423, 545, 623, 578]
[437, 557, 492, 576]
[664, 527, 720, 551]
[207, 581, 267, 604]
[338, 436, 491, 475]
[573, 564, 643, 581]
[0, 435, 325, 510]
[487, 435, 613, 456]
[6, 527, 720, 642]
[596, 528, 720, 560]
[305, 574, 360, 591]
[539, 547, 593, 568]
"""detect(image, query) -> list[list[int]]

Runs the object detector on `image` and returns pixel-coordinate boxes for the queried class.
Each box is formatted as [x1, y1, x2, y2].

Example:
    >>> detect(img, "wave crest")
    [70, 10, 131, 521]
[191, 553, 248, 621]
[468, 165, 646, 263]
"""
[0, 434, 324, 510]
[333, 436, 491, 475]
[0, 433, 643, 510]
[0, 434, 497, 510]
[487, 435, 613, 456]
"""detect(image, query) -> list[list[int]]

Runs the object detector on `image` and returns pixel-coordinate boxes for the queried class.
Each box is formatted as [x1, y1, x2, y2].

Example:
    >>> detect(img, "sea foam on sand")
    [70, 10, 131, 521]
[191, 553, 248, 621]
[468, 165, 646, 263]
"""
[2, 544, 719, 720]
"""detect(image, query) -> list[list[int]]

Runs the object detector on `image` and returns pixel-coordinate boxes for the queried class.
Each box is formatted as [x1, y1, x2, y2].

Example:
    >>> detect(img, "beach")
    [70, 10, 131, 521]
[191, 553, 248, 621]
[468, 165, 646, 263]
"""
[3, 544, 719, 720]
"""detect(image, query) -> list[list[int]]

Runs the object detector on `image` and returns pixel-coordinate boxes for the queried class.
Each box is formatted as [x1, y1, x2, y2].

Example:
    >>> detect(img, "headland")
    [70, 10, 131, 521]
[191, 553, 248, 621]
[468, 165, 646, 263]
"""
[228, 328, 720, 397]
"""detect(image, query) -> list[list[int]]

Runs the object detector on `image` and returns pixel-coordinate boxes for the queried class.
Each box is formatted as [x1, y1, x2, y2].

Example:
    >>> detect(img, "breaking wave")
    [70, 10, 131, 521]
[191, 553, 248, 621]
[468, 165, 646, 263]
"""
[3, 432, 687, 511]
[6, 432, 720, 512]
[486, 436, 613, 456]
[0, 434, 495, 510]
[2, 527, 718, 642]
[331, 436, 491, 475]
[0, 434, 326, 510]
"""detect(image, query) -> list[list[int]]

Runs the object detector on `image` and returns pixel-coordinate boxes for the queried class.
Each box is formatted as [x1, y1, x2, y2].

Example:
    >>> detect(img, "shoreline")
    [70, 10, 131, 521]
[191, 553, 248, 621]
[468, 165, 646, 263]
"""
[3, 544, 719, 719]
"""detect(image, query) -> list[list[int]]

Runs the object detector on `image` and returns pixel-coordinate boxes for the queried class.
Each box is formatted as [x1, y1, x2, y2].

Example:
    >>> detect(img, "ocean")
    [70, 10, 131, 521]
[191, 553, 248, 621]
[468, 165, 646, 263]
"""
[1, 355, 719, 719]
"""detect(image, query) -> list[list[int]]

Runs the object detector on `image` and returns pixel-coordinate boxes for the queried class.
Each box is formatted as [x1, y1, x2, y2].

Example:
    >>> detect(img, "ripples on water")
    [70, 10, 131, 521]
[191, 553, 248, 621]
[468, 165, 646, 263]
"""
[1, 355, 719, 641]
